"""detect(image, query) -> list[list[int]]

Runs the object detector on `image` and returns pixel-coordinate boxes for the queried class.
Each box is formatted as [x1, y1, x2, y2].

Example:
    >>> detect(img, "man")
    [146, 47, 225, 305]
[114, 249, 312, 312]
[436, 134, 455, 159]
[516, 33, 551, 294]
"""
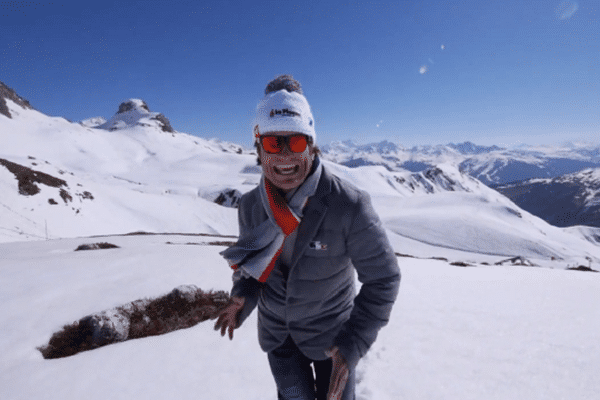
[215, 75, 400, 400]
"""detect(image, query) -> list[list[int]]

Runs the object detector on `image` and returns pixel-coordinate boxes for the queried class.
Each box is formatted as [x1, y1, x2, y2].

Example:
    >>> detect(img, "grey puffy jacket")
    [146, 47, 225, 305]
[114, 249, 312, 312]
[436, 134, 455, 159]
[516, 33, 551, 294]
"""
[231, 165, 400, 369]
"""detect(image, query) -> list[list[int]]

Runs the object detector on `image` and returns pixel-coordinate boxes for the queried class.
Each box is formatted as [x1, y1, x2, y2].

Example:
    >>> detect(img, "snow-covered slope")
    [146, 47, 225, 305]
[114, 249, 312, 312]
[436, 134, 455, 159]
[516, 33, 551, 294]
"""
[2, 85, 600, 266]
[1, 235, 599, 400]
[324, 162, 600, 264]
[0, 97, 252, 241]
[495, 168, 600, 228]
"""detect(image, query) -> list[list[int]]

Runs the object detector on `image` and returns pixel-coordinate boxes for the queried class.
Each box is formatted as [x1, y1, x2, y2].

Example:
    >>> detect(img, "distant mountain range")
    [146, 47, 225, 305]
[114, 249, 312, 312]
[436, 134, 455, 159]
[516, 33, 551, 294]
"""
[319, 140, 600, 228]
[320, 140, 600, 186]
[495, 169, 600, 228]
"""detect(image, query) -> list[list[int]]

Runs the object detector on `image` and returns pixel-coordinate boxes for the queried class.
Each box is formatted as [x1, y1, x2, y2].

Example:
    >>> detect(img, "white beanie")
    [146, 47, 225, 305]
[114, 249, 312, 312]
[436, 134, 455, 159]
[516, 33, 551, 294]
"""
[254, 89, 316, 143]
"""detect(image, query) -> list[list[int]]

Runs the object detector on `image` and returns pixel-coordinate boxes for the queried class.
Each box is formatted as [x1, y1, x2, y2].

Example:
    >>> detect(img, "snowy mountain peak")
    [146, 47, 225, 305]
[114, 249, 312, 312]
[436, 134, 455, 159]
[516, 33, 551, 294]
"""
[448, 141, 504, 155]
[0, 81, 33, 118]
[97, 99, 175, 133]
[117, 99, 150, 114]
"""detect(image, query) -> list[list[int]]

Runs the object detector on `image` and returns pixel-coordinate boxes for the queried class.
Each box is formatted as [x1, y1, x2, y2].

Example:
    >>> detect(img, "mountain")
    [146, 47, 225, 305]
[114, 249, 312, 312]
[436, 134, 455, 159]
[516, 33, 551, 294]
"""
[495, 168, 600, 228]
[0, 81, 33, 118]
[447, 141, 503, 155]
[2, 81, 600, 266]
[0, 88, 251, 242]
[97, 99, 175, 133]
[320, 140, 600, 185]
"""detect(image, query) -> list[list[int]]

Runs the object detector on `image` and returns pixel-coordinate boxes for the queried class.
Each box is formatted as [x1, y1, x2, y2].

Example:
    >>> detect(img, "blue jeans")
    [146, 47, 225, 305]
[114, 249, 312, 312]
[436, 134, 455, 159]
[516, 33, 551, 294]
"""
[268, 336, 355, 400]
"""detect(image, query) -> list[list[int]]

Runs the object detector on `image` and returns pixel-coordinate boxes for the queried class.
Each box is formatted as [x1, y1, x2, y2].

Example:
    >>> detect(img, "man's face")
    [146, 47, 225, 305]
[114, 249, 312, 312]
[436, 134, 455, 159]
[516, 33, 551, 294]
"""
[258, 131, 315, 192]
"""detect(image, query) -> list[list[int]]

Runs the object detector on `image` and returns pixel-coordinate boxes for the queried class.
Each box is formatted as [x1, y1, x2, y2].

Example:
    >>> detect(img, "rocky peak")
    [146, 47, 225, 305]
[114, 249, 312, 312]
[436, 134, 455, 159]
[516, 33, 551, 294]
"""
[97, 98, 174, 133]
[117, 99, 150, 114]
[0, 81, 33, 118]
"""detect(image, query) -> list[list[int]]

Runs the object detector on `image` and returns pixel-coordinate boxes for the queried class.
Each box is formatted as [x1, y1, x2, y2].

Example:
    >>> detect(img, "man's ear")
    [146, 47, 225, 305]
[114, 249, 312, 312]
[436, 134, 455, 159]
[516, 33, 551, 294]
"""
[309, 145, 316, 161]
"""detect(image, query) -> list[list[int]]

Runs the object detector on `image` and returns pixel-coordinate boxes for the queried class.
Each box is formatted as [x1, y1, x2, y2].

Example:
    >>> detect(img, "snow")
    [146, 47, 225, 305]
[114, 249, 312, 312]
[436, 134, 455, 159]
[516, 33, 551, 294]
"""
[2, 96, 600, 399]
[1, 235, 599, 400]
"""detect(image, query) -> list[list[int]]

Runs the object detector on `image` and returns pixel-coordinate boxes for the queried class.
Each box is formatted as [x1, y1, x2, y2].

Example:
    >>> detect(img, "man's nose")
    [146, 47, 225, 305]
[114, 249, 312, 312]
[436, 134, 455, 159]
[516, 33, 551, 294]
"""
[279, 144, 293, 156]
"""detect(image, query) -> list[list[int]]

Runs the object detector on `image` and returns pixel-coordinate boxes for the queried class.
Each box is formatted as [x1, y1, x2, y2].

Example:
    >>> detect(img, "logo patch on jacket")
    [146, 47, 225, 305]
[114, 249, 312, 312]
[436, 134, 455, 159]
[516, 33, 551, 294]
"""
[309, 241, 328, 250]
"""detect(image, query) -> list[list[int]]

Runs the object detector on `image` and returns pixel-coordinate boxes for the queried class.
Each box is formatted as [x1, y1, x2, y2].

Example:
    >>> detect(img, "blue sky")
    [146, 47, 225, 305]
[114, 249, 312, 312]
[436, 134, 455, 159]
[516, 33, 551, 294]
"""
[1, 0, 597, 148]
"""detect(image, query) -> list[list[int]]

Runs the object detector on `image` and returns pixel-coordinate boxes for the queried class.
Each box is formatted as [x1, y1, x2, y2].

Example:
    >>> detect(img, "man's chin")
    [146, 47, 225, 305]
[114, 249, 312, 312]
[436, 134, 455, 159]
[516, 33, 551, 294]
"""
[270, 178, 302, 192]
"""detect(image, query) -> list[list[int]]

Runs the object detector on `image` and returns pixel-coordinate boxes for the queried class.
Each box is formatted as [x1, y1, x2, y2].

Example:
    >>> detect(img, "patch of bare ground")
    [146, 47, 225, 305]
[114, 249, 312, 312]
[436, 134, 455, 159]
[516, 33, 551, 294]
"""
[0, 158, 67, 196]
[450, 261, 472, 267]
[567, 265, 598, 273]
[38, 285, 231, 359]
[75, 243, 120, 251]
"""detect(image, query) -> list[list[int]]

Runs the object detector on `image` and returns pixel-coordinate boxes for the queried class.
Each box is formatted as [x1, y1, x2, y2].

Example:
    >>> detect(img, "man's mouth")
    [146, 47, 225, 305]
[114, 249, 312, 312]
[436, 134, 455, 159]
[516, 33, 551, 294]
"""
[274, 164, 300, 175]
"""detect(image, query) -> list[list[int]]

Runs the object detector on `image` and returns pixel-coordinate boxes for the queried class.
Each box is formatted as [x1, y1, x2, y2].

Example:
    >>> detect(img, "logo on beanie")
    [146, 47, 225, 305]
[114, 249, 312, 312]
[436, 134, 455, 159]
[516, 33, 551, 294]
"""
[270, 108, 300, 118]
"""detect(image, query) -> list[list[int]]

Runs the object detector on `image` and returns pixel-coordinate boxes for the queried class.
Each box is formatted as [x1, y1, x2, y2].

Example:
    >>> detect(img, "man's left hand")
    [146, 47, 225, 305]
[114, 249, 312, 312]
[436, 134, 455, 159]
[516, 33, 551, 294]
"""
[325, 346, 349, 400]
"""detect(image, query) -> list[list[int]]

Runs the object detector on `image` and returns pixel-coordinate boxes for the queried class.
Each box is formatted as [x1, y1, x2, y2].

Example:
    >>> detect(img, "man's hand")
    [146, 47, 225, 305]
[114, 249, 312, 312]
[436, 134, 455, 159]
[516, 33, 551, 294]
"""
[213, 296, 245, 340]
[325, 346, 349, 400]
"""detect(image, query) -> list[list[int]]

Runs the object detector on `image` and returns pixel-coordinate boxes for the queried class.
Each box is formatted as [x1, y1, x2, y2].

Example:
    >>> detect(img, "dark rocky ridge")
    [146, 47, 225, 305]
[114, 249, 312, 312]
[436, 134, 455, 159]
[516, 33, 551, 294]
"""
[151, 113, 174, 133]
[0, 158, 67, 196]
[117, 100, 150, 114]
[0, 81, 33, 118]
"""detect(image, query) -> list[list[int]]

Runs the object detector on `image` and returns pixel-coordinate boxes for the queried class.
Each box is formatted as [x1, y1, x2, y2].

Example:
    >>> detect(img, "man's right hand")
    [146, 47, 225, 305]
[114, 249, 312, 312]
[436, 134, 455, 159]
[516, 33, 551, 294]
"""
[213, 296, 245, 340]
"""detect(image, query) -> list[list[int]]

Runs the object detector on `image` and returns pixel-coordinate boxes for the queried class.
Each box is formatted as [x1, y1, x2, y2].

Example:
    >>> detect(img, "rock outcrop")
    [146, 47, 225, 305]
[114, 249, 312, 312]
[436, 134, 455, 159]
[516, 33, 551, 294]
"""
[0, 81, 33, 118]
[97, 99, 175, 133]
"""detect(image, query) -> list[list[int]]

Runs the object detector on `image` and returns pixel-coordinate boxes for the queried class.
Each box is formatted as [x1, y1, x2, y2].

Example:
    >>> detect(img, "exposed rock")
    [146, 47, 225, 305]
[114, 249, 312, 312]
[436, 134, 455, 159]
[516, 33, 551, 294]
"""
[78, 191, 94, 200]
[450, 261, 472, 267]
[117, 99, 150, 114]
[0, 81, 33, 118]
[214, 188, 242, 208]
[0, 158, 67, 196]
[494, 256, 538, 267]
[567, 265, 598, 273]
[59, 188, 73, 203]
[78, 309, 130, 348]
[75, 243, 120, 251]
[97, 99, 176, 133]
[151, 113, 174, 133]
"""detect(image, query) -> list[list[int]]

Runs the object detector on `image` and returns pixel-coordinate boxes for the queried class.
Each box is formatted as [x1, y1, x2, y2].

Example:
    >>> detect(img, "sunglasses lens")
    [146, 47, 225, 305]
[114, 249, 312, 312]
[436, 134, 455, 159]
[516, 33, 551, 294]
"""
[288, 135, 308, 153]
[261, 135, 308, 153]
[262, 136, 283, 153]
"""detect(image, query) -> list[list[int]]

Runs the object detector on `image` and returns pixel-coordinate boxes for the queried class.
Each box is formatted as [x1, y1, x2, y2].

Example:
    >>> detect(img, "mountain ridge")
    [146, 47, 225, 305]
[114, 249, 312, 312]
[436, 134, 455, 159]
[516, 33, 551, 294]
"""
[320, 139, 600, 185]
[495, 168, 600, 228]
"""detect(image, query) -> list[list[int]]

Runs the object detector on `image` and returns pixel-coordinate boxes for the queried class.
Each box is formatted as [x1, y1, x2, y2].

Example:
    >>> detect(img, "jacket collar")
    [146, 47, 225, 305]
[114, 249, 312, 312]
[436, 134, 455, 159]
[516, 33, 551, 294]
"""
[289, 164, 334, 268]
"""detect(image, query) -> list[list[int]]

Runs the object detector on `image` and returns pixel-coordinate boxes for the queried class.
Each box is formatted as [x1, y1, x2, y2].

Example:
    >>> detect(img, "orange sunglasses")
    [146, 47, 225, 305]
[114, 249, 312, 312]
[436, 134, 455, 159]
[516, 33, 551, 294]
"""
[260, 134, 309, 154]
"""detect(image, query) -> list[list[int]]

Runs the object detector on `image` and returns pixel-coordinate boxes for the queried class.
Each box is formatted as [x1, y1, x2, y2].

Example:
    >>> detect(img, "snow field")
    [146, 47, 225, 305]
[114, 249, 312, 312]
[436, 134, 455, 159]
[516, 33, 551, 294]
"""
[1, 235, 599, 400]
